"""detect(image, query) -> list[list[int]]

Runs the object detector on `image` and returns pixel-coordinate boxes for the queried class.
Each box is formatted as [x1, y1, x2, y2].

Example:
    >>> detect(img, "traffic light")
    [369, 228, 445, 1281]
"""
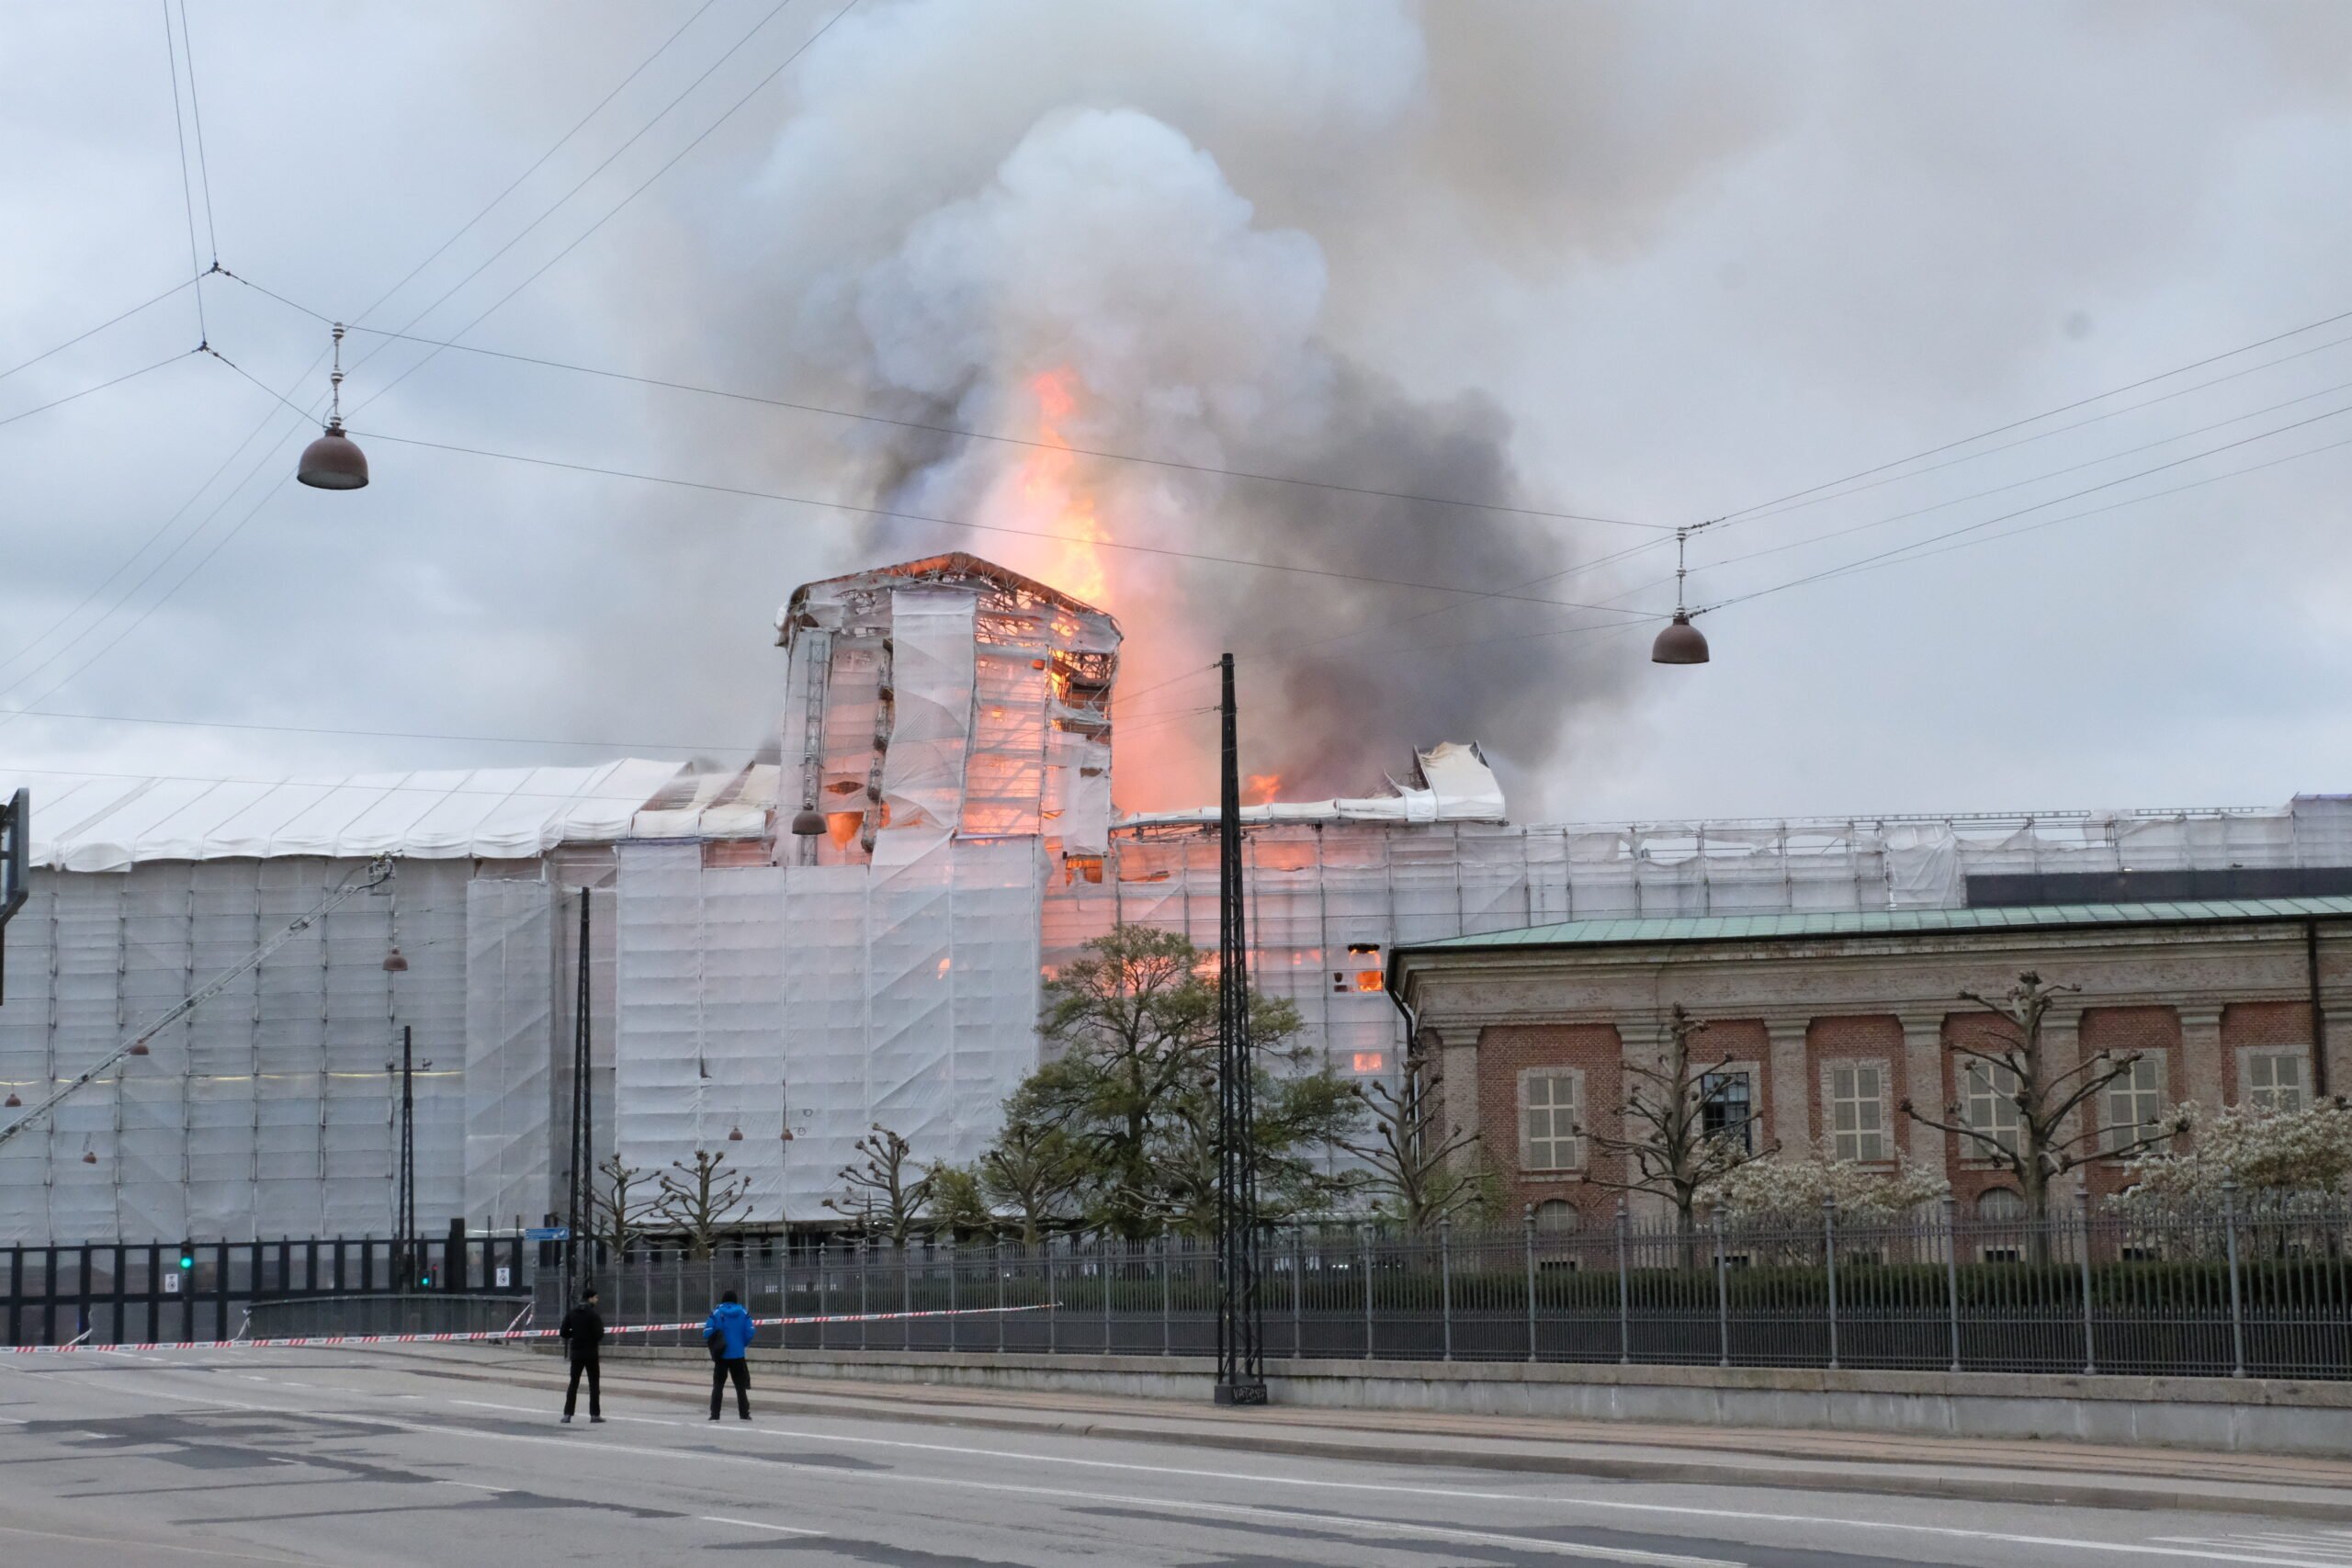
[177, 1244, 195, 1272]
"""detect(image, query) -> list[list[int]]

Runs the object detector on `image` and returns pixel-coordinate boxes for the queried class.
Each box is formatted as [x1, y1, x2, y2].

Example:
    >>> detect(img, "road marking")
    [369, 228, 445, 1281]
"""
[0, 1519, 322, 1564]
[701, 1516, 824, 1536]
[2156, 1536, 2352, 1565]
[25, 1359, 2352, 1568]
[440, 1479, 510, 1495]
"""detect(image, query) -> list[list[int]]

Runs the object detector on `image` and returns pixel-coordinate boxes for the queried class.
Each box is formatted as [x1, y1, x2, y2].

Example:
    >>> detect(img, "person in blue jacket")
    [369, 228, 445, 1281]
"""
[703, 1289, 755, 1421]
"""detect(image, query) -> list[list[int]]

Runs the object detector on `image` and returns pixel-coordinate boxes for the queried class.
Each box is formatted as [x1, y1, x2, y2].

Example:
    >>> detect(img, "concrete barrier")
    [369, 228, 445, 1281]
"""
[602, 1345, 2352, 1456]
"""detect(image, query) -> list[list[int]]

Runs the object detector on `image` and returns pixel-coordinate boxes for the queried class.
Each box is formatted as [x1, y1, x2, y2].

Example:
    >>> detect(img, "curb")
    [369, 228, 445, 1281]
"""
[545, 1350, 2352, 1525]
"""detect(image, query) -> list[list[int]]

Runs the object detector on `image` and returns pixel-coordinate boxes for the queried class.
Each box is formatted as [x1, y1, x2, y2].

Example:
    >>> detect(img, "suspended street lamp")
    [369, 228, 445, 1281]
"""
[1651, 526, 1711, 665]
[382, 945, 410, 974]
[297, 322, 369, 491]
[788, 807, 827, 838]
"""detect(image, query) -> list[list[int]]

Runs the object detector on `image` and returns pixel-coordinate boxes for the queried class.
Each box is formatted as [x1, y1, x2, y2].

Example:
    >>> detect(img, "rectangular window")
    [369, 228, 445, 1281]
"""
[1827, 1063, 1887, 1163]
[1520, 1070, 1583, 1172]
[1962, 1059, 2023, 1159]
[2101, 1055, 2167, 1153]
[2245, 1049, 2308, 1114]
[1701, 1069, 1755, 1153]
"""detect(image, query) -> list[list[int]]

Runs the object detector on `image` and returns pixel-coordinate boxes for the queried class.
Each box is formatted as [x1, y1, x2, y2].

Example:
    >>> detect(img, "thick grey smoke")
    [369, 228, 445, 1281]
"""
[754, 20, 1640, 807]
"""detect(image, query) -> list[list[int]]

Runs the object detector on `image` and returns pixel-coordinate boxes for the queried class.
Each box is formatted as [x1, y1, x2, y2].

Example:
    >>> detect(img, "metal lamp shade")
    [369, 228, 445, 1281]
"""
[788, 807, 828, 837]
[298, 426, 369, 490]
[1650, 612, 1710, 665]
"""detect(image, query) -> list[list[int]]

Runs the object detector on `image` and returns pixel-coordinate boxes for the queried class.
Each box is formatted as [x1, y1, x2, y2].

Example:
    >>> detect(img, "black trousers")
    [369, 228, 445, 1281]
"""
[710, 1356, 750, 1418]
[564, 1357, 600, 1418]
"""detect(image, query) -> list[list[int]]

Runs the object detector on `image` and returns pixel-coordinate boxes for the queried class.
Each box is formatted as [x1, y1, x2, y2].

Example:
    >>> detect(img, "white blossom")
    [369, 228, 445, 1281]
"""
[2116, 1098, 2352, 1207]
[1697, 1145, 1948, 1224]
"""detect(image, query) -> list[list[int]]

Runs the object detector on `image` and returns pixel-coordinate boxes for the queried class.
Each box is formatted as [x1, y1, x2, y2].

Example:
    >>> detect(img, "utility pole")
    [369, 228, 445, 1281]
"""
[564, 889, 592, 1304]
[388, 1025, 424, 1292]
[0, 789, 28, 1006]
[1214, 652, 1266, 1405]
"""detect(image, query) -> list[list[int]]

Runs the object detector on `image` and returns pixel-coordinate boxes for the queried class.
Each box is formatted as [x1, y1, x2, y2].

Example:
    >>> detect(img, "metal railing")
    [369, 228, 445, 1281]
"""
[548, 1192, 2352, 1382]
[0, 1235, 536, 1348]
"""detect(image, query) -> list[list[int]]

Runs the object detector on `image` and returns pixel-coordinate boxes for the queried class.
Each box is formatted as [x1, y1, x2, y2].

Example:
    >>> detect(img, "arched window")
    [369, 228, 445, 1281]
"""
[1975, 1188, 2027, 1223]
[1532, 1199, 1581, 1235]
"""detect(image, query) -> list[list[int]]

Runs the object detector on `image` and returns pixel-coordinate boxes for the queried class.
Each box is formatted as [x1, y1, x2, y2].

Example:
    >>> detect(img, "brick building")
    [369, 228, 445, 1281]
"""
[1386, 897, 2352, 1228]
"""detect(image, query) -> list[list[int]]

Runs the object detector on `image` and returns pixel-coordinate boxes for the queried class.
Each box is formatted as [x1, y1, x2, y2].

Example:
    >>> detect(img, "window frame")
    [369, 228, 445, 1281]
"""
[2099, 1052, 2169, 1155]
[2240, 1046, 2311, 1114]
[1699, 1061, 1762, 1155]
[1517, 1066, 1587, 1175]
[1959, 1057, 2024, 1164]
[1819, 1058, 1893, 1166]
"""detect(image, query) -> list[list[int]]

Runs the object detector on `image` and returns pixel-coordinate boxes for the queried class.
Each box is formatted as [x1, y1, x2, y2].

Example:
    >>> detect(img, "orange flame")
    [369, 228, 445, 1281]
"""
[1014, 369, 1110, 607]
[1243, 772, 1282, 806]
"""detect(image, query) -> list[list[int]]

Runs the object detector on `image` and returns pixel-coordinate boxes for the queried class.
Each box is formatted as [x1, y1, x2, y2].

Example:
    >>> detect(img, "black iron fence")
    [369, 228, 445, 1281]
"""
[547, 1193, 2352, 1382]
[0, 1235, 536, 1348]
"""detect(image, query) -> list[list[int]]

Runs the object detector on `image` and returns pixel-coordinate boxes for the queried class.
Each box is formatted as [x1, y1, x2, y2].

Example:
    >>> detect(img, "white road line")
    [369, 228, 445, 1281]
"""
[0, 1519, 321, 1565]
[700, 1516, 824, 1536]
[439, 1480, 509, 1495]
[26, 1359, 2352, 1568]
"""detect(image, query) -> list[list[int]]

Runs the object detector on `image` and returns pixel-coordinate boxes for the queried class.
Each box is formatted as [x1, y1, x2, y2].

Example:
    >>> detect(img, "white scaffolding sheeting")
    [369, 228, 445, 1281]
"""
[876, 587, 977, 853]
[8, 761, 684, 871]
[465, 880, 553, 1226]
[615, 836, 1045, 1223]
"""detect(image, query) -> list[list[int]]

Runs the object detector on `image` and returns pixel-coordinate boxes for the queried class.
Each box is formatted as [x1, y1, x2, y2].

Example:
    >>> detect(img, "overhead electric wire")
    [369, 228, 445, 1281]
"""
[1702, 401, 2352, 615]
[5, 6, 749, 716]
[1724, 326, 2352, 531]
[0, 278, 194, 387]
[233, 307, 1651, 532]
[1696, 375, 2352, 577]
[158, 0, 209, 344]
[345, 0, 724, 332]
[174, 0, 220, 269]
[345, 424, 1662, 618]
[1707, 299, 2352, 527]
[345, 0, 814, 405]
[0, 350, 196, 432]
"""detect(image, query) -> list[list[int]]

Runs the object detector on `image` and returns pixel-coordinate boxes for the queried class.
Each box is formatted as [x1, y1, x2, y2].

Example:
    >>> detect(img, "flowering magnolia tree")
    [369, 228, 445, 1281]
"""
[2118, 1098, 2352, 1208]
[1697, 1148, 1949, 1228]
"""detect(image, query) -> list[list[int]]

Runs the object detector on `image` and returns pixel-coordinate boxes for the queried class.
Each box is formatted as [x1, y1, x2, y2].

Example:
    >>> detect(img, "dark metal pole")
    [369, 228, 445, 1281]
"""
[565, 889, 592, 1305]
[1214, 652, 1265, 1405]
[391, 1025, 416, 1293]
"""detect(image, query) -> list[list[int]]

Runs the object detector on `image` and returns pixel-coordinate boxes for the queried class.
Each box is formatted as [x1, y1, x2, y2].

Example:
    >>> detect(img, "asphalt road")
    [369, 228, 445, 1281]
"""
[2, 1346, 2347, 1568]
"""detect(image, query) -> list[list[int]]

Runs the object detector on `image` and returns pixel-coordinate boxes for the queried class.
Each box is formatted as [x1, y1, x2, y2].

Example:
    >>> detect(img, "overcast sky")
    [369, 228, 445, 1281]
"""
[5, 1, 2351, 826]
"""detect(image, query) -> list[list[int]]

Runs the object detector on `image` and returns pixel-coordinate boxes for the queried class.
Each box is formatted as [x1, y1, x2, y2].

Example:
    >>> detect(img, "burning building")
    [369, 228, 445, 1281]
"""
[6, 551, 2352, 1248]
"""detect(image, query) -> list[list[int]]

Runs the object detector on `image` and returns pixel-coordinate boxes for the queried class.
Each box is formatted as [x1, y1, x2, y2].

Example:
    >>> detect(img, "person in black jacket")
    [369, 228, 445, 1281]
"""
[560, 1287, 605, 1425]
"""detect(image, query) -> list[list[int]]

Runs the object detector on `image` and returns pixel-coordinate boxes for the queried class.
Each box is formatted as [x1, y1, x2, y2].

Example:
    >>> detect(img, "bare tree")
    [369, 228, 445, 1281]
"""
[1335, 1041, 1491, 1230]
[655, 1148, 752, 1259]
[1579, 1005, 1777, 1242]
[1901, 970, 2189, 1231]
[823, 1124, 933, 1244]
[588, 1155, 662, 1265]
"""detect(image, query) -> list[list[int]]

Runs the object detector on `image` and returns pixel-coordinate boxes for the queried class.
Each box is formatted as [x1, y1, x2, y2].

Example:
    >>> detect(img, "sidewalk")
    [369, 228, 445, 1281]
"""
[511, 1346, 2352, 1523]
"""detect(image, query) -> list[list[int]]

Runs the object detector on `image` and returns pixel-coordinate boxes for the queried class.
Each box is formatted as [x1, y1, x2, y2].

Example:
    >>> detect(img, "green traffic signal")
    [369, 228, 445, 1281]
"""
[176, 1247, 194, 1270]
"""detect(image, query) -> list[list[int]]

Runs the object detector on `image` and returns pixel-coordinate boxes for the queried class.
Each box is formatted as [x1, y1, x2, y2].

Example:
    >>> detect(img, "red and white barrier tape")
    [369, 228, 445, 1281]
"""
[7, 1303, 1054, 1355]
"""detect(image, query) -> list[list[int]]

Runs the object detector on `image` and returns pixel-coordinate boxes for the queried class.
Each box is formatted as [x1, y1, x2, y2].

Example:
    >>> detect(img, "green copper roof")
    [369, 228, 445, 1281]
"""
[1402, 895, 2352, 953]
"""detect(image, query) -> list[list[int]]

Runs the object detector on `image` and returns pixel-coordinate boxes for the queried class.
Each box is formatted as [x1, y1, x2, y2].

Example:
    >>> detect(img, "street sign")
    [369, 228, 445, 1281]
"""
[524, 1226, 568, 1242]
[162, 1273, 180, 1295]
[494, 1266, 511, 1289]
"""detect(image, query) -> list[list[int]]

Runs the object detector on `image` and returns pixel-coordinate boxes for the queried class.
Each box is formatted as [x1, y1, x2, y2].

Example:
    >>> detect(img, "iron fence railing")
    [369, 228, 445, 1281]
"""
[0, 1235, 536, 1348]
[545, 1192, 2352, 1382]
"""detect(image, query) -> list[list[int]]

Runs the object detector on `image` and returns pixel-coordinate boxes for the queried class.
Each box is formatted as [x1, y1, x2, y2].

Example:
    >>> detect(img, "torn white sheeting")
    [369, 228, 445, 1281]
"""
[6, 760, 687, 871]
[628, 764, 779, 840]
[1117, 741, 1509, 829]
